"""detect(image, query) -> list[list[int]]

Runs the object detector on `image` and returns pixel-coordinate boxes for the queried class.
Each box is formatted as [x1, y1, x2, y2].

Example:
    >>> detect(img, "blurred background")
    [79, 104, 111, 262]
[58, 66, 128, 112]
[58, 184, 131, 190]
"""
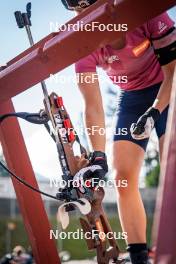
[0, 0, 176, 262]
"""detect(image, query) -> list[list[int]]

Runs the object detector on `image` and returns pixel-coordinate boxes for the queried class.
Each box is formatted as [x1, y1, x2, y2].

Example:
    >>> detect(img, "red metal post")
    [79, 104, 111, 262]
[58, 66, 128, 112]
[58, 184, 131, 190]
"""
[0, 100, 61, 264]
[154, 67, 176, 264]
[0, 0, 175, 103]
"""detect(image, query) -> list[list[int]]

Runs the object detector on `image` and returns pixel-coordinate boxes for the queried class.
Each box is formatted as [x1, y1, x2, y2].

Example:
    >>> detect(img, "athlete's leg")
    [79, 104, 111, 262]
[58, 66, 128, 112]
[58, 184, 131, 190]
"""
[113, 140, 146, 244]
[113, 84, 162, 263]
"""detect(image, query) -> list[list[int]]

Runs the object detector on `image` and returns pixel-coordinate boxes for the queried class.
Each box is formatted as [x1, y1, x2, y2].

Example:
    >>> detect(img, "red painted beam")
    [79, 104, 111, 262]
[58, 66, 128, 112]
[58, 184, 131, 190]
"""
[0, 100, 61, 264]
[154, 67, 176, 264]
[0, 0, 175, 103]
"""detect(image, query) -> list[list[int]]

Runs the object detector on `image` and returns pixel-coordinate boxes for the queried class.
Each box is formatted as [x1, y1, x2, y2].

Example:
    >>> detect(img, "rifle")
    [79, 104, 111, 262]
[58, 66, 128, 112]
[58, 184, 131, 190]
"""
[45, 92, 122, 263]
[0, 3, 125, 263]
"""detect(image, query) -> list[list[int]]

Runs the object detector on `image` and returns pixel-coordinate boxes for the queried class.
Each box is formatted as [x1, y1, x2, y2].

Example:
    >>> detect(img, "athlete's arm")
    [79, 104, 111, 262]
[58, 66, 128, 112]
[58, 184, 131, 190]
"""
[72, 72, 108, 186]
[77, 72, 106, 152]
[74, 54, 108, 182]
[153, 59, 176, 112]
[150, 14, 176, 113]
[151, 23, 176, 112]
[131, 14, 176, 139]
[130, 60, 176, 140]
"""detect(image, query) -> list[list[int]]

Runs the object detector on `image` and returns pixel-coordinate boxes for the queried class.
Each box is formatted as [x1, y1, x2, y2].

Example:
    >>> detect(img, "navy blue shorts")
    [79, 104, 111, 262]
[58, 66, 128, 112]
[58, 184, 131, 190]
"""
[113, 82, 169, 151]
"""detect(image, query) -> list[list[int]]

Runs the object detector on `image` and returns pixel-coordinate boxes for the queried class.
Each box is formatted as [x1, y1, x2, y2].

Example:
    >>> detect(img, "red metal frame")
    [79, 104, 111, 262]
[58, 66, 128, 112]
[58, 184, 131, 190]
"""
[154, 66, 176, 264]
[0, 100, 60, 264]
[0, 0, 175, 103]
[0, 1, 175, 263]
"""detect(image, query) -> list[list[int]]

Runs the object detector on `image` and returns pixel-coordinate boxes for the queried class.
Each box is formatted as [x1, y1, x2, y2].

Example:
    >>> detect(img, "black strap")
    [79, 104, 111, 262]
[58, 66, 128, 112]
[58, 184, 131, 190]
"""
[0, 110, 88, 200]
[0, 160, 59, 200]
[0, 112, 49, 125]
[151, 27, 175, 41]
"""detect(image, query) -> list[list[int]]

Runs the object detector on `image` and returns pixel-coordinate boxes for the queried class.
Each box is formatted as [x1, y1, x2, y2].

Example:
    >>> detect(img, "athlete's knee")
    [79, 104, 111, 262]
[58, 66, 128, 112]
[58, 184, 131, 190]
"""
[114, 169, 137, 197]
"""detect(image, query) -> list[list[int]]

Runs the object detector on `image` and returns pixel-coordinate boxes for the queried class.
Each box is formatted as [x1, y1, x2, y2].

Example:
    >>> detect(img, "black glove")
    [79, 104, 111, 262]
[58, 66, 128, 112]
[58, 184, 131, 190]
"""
[130, 107, 160, 140]
[73, 151, 108, 191]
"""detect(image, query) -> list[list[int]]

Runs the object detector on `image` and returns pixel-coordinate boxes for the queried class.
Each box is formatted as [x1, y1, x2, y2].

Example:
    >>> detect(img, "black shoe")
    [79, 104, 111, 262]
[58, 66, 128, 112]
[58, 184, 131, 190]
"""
[130, 250, 149, 264]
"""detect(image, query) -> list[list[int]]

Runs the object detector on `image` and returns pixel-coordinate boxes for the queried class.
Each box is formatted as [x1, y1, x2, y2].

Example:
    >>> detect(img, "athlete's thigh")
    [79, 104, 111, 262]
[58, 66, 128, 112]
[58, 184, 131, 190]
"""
[113, 140, 145, 183]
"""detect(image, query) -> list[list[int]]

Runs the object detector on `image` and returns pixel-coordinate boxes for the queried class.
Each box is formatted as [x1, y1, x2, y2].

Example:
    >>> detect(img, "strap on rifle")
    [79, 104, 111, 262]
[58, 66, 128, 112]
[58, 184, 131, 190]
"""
[57, 198, 91, 229]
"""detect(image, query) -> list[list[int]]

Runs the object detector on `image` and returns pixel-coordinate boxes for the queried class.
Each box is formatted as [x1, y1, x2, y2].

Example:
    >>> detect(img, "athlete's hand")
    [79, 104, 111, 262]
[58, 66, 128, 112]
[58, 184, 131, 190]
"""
[130, 107, 160, 140]
[73, 151, 108, 192]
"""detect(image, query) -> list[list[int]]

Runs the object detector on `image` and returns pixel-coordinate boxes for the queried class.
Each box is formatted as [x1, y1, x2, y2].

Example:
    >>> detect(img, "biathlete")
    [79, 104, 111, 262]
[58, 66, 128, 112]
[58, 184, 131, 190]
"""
[61, 1, 176, 263]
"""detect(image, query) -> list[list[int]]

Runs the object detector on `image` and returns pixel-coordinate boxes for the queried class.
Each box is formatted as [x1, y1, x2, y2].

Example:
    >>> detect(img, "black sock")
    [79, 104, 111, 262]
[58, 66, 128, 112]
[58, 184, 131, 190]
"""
[127, 243, 148, 264]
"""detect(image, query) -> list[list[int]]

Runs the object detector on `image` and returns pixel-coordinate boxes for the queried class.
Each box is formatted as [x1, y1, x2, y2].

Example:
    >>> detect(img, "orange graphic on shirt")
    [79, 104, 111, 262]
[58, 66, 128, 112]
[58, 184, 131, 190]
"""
[132, 39, 150, 57]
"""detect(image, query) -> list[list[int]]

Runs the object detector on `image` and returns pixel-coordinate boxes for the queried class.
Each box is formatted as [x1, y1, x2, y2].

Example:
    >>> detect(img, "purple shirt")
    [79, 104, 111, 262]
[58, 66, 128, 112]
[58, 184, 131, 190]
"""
[75, 12, 175, 91]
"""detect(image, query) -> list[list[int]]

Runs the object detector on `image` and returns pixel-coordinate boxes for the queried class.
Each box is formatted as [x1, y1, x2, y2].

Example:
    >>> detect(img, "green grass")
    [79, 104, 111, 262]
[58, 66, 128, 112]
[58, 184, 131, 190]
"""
[0, 216, 153, 259]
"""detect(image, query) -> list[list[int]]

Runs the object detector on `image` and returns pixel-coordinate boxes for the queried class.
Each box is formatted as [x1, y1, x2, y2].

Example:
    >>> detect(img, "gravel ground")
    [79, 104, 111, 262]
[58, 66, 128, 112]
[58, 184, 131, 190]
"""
[64, 261, 97, 264]
[64, 256, 154, 263]
[64, 259, 153, 264]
